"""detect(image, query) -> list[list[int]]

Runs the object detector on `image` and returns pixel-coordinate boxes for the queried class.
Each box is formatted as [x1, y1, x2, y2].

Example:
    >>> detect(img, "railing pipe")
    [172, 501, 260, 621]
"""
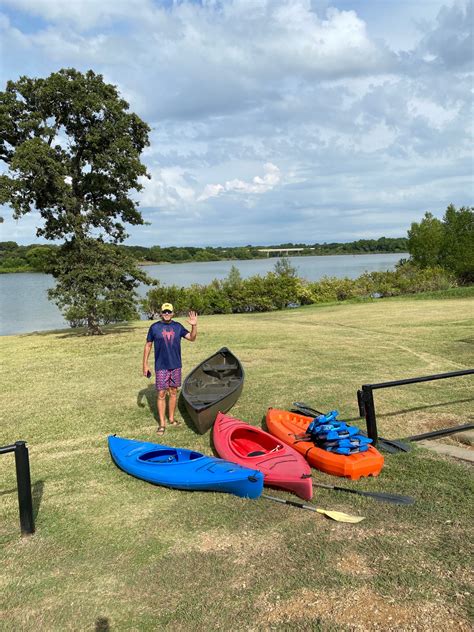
[359, 369, 473, 446]
[362, 369, 473, 391]
[0, 444, 17, 455]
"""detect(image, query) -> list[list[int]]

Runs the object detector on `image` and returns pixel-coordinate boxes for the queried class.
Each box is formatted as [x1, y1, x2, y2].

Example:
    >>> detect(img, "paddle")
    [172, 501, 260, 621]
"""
[292, 402, 323, 417]
[261, 494, 365, 523]
[312, 482, 415, 505]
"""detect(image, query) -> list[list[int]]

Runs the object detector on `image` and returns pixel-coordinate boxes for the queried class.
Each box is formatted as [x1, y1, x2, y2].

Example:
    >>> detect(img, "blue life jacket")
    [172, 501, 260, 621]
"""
[305, 411, 372, 455]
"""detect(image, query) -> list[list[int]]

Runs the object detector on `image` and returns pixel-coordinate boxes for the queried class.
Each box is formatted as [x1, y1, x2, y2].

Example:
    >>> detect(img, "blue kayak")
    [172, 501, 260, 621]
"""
[108, 435, 264, 499]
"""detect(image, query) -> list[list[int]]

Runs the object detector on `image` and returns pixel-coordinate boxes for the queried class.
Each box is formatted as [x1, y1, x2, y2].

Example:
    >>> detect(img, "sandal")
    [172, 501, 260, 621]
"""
[157, 426, 166, 435]
[169, 420, 181, 427]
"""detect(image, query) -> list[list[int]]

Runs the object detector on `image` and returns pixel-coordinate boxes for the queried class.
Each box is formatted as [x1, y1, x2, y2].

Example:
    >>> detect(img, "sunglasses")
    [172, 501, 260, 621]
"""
[161, 310, 173, 314]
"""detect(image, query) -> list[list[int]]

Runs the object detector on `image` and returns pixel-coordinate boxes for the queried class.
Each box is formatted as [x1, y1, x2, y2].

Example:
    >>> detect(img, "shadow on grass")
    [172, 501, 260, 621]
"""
[178, 392, 199, 433]
[137, 385, 159, 422]
[0, 479, 44, 521]
[137, 386, 200, 433]
[32, 480, 44, 523]
[95, 617, 110, 631]
[21, 322, 145, 339]
[0, 488, 17, 497]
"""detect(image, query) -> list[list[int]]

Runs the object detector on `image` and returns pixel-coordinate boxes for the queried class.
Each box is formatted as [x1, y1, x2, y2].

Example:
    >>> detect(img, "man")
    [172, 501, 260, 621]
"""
[143, 303, 198, 435]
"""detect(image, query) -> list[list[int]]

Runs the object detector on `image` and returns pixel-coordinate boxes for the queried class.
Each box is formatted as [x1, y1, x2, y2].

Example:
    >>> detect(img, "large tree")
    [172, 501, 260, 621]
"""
[407, 212, 445, 268]
[439, 204, 474, 284]
[407, 205, 474, 284]
[0, 68, 151, 333]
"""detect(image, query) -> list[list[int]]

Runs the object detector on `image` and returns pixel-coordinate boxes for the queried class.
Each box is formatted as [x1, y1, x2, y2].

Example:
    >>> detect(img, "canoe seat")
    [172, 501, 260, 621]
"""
[187, 378, 204, 388]
[247, 450, 266, 457]
[202, 363, 238, 372]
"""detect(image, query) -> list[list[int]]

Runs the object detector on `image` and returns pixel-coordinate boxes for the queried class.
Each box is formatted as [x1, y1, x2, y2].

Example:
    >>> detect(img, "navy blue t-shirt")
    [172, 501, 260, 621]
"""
[146, 320, 189, 370]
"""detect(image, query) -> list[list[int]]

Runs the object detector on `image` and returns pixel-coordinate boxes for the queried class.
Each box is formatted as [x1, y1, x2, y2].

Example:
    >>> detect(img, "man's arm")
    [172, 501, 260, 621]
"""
[184, 310, 198, 341]
[143, 341, 153, 376]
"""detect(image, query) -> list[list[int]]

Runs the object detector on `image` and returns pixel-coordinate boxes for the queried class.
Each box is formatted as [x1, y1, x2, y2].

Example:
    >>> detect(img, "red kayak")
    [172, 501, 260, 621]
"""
[213, 412, 313, 500]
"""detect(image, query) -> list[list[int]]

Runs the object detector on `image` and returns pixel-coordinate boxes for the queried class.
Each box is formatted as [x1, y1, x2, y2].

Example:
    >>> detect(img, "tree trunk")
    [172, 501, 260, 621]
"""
[87, 313, 103, 335]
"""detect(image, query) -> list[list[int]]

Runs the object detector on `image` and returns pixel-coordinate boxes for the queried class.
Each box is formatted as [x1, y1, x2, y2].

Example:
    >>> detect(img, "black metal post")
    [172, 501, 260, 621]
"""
[357, 389, 365, 417]
[14, 441, 35, 535]
[361, 386, 378, 445]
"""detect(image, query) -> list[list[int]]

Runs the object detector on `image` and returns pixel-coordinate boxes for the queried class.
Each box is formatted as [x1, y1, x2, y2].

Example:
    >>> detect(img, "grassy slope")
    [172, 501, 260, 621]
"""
[1, 294, 473, 631]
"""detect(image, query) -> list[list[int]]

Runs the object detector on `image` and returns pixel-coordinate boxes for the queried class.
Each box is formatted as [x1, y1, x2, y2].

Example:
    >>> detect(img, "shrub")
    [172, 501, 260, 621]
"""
[141, 261, 458, 318]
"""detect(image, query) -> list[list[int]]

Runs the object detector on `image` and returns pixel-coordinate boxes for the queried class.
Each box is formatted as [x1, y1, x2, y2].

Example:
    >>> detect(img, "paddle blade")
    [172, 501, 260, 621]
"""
[377, 437, 411, 453]
[316, 508, 365, 523]
[355, 490, 415, 505]
[261, 494, 364, 523]
[313, 482, 415, 505]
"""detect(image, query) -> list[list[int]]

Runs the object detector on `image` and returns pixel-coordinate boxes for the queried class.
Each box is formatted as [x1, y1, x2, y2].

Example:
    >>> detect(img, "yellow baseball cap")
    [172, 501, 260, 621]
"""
[161, 303, 174, 312]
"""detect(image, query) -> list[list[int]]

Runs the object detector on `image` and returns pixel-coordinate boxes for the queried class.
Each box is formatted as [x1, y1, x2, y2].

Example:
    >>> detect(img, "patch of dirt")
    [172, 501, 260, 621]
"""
[170, 528, 284, 566]
[334, 551, 374, 578]
[378, 411, 472, 445]
[257, 586, 471, 631]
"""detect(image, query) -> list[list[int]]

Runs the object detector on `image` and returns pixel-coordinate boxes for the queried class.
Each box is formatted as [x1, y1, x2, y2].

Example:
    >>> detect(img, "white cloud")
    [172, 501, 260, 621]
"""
[198, 163, 281, 201]
[0, 0, 156, 30]
[0, 0, 472, 246]
[138, 166, 197, 211]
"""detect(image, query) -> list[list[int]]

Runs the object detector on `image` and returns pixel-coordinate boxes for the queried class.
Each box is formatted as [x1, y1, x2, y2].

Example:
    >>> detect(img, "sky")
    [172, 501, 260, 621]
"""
[0, 0, 472, 247]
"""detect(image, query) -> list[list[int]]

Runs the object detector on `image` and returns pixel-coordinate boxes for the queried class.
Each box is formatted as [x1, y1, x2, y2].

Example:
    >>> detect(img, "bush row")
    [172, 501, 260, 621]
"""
[141, 262, 456, 317]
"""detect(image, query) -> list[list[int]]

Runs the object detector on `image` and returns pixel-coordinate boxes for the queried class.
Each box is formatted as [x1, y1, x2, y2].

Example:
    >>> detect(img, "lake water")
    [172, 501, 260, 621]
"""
[0, 253, 406, 335]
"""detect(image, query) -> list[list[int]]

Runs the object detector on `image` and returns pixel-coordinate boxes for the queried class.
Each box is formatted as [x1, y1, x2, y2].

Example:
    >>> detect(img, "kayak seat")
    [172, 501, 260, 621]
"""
[247, 450, 266, 457]
[139, 449, 178, 463]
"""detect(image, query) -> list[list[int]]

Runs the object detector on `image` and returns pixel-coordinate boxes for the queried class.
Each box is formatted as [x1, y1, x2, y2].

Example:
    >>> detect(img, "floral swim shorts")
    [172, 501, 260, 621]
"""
[155, 368, 182, 391]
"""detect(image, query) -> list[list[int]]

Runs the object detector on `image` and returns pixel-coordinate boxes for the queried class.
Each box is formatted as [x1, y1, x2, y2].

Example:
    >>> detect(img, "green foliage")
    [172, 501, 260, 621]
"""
[48, 238, 149, 333]
[25, 245, 56, 271]
[0, 69, 150, 242]
[0, 69, 152, 330]
[407, 205, 474, 283]
[408, 212, 445, 267]
[0, 241, 58, 272]
[141, 260, 457, 317]
[273, 255, 298, 278]
[438, 205, 474, 283]
[307, 276, 361, 302]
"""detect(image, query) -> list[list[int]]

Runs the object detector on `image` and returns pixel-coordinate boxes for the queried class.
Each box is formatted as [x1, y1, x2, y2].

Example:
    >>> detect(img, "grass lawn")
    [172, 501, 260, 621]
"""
[1, 291, 473, 631]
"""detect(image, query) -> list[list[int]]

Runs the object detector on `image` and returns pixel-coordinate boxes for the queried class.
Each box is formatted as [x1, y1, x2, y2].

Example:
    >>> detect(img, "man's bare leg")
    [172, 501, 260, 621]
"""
[157, 390, 167, 434]
[168, 387, 178, 425]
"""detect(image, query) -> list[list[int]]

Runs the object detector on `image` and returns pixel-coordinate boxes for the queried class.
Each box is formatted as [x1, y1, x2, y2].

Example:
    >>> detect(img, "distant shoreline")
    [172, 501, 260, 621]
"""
[137, 251, 407, 266]
[1, 251, 407, 274]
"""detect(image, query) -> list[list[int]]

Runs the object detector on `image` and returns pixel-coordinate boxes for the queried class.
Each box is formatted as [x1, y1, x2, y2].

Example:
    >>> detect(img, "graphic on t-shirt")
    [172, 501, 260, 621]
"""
[162, 328, 175, 344]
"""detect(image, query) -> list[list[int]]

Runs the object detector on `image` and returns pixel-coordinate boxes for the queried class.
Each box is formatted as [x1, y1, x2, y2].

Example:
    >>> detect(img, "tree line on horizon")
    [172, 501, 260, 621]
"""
[0, 236, 409, 273]
[0, 68, 472, 334]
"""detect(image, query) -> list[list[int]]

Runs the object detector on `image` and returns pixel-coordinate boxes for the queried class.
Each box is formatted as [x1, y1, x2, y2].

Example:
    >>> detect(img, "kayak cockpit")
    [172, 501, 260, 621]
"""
[230, 427, 281, 458]
[138, 449, 203, 464]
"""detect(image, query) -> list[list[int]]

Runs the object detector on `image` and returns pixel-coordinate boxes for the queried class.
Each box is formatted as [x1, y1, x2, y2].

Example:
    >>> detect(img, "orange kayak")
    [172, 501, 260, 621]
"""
[266, 408, 384, 480]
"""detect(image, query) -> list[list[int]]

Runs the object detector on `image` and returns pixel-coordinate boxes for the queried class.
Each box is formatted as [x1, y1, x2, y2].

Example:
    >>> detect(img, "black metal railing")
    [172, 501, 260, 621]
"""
[358, 369, 474, 445]
[0, 441, 35, 535]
